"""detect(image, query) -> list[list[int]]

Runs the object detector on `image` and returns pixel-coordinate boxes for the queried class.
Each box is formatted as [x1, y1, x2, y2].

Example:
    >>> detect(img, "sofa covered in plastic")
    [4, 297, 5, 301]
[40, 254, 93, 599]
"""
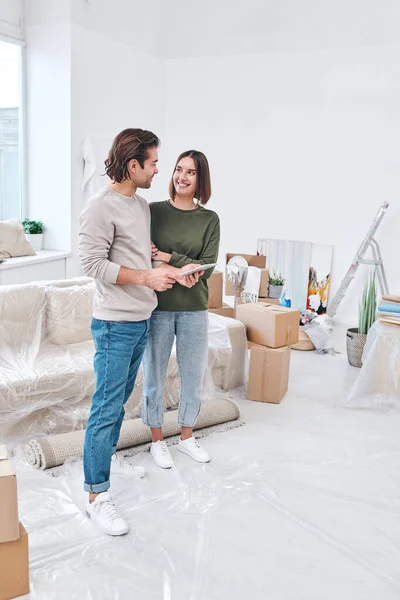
[0, 277, 246, 440]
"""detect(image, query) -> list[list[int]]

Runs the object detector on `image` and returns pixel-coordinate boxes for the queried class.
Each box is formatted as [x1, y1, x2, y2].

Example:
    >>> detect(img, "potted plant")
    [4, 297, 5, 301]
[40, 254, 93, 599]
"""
[268, 271, 285, 299]
[346, 272, 377, 368]
[22, 220, 45, 251]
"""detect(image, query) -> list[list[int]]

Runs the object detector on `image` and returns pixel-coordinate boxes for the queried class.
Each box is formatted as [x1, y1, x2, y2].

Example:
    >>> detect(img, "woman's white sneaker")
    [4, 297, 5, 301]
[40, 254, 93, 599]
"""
[150, 440, 174, 469]
[177, 437, 210, 463]
[111, 454, 146, 478]
[86, 492, 129, 536]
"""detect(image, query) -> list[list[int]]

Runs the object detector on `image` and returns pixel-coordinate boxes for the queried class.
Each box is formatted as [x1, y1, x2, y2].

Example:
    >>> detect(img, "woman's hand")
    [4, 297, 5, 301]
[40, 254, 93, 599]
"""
[151, 242, 159, 258]
[177, 264, 204, 288]
[151, 242, 172, 263]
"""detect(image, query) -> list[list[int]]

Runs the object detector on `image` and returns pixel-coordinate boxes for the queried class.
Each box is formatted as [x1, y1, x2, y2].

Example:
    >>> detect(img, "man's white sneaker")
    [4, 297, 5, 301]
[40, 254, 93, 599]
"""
[150, 440, 174, 469]
[111, 454, 146, 478]
[86, 492, 129, 536]
[177, 437, 211, 463]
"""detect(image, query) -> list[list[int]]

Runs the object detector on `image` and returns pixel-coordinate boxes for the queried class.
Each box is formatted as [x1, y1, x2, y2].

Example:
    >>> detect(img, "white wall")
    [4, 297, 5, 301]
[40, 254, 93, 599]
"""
[163, 45, 400, 323]
[25, 0, 166, 275]
[68, 21, 166, 276]
[25, 0, 71, 251]
[22, 0, 400, 324]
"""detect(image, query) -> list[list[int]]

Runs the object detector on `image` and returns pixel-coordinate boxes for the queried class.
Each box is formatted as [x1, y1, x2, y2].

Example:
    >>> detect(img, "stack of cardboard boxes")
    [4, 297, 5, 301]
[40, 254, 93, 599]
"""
[221, 251, 300, 403]
[208, 271, 235, 318]
[236, 302, 300, 405]
[0, 445, 29, 600]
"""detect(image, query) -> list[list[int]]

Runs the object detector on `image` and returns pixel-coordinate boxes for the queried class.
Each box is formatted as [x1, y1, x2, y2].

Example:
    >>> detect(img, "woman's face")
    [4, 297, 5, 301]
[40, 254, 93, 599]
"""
[173, 156, 197, 198]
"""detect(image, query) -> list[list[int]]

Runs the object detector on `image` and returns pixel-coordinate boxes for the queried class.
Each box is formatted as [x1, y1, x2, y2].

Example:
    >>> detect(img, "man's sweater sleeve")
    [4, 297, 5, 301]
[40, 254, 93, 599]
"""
[78, 198, 121, 283]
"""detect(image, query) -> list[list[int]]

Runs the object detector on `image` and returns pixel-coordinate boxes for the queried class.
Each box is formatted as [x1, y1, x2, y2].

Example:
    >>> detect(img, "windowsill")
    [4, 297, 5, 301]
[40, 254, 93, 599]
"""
[0, 250, 71, 271]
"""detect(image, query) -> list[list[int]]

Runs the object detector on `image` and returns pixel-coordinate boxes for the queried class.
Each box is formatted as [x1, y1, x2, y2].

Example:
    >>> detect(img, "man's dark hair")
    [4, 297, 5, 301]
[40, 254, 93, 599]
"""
[105, 128, 160, 183]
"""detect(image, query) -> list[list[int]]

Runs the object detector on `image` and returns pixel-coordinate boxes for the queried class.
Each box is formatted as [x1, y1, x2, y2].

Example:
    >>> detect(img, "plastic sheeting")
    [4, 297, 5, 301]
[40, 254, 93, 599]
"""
[346, 321, 400, 409]
[0, 278, 247, 442]
[10, 377, 400, 600]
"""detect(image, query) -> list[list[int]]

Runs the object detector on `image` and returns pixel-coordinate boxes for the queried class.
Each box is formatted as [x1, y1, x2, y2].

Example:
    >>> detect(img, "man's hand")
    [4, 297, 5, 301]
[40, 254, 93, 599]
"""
[177, 264, 204, 288]
[144, 265, 176, 291]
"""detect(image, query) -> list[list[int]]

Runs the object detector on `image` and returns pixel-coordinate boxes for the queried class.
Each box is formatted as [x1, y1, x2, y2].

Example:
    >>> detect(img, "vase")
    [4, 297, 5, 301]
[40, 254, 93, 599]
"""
[346, 328, 367, 368]
[268, 284, 283, 299]
[25, 233, 43, 251]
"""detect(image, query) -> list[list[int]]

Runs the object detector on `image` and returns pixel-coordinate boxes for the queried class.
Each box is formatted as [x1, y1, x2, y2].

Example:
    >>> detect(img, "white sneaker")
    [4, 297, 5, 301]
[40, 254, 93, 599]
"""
[150, 440, 174, 469]
[177, 437, 211, 463]
[86, 492, 129, 536]
[111, 454, 146, 478]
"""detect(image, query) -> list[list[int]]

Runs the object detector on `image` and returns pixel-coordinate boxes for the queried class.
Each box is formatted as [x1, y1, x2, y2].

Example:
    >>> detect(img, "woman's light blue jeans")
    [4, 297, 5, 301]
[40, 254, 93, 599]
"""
[83, 317, 150, 493]
[142, 310, 208, 428]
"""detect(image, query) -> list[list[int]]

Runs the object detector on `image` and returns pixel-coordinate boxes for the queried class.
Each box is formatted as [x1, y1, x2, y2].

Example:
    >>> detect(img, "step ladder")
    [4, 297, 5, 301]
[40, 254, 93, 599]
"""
[327, 202, 390, 318]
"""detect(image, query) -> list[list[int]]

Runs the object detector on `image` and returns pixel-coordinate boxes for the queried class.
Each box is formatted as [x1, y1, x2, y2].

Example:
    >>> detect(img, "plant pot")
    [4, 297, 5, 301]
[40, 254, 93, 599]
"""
[268, 284, 283, 299]
[25, 233, 43, 251]
[346, 327, 367, 368]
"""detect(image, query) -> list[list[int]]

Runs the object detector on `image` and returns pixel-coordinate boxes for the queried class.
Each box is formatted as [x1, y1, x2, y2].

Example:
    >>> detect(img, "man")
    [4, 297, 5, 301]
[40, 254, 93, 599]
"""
[79, 128, 201, 536]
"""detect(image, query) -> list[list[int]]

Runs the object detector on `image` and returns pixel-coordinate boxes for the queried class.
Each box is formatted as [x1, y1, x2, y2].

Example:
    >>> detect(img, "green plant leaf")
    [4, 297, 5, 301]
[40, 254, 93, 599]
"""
[358, 270, 377, 334]
[22, 220, 44, 234]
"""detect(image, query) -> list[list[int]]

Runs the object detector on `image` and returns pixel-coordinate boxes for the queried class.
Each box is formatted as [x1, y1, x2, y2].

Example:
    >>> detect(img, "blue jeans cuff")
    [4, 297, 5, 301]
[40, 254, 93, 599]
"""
[142, 419, 163, 428]
[84, 480, 110, 493]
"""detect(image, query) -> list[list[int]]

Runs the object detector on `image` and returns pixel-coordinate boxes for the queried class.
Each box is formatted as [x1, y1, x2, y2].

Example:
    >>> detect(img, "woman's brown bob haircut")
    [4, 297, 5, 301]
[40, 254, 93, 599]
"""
[169, 150, 211, 205]
[105, 128, 160, 183]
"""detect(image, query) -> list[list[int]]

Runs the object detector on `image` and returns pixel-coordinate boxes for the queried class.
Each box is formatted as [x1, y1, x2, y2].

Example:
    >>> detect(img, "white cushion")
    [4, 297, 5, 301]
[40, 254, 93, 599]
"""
[45, 284, 95, 345]
[0, 283, 46, 349]
[0, 219, 36, 260]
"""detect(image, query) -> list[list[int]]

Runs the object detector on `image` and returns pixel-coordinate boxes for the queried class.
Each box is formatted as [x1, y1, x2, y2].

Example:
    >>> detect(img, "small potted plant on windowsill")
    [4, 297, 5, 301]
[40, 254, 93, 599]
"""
[22, 220, 45, 251]
[346, 272, 377, 368]
[268, 271, 285, 299]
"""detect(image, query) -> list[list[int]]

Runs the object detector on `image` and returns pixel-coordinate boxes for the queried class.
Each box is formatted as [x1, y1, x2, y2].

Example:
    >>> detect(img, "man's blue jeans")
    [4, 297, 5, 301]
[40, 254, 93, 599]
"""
[83, 317, 150, 493]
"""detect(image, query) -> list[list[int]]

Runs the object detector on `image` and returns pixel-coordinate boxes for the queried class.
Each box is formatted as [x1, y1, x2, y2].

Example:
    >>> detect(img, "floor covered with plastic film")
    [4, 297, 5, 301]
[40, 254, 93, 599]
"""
[12, 332, 400, 600]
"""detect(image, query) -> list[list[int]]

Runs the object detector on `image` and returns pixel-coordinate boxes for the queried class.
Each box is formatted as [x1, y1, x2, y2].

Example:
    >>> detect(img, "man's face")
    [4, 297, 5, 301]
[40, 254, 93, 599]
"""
[132, 146, 159, 189]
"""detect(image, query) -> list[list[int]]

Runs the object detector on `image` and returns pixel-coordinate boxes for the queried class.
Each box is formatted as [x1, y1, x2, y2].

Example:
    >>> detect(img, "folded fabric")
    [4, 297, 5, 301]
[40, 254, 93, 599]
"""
[378, 312, 400, 320]
[382, 294, 400, 303]
[378, 313, 400, 322]
[240, 266, 261, 304]
[378, 317, 400, 326]
[378, 303, 400, 314]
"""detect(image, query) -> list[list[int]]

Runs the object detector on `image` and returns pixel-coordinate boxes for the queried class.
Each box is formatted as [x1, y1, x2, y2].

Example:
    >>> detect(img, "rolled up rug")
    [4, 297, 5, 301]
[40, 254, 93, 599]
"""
[25, 398, 240, 470]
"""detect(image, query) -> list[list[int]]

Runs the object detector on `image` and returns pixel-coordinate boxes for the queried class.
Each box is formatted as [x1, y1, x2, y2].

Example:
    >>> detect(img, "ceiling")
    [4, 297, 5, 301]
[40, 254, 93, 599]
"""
[70, 0, 400, 60]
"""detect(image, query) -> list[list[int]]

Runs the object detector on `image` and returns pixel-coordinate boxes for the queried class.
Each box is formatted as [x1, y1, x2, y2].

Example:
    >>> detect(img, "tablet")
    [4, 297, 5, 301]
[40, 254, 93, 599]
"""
[178, 263, 217, 276]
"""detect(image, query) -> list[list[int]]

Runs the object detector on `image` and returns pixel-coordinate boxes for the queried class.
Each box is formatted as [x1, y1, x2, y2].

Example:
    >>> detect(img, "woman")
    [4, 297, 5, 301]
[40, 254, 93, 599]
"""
[142, 150, 220, 468]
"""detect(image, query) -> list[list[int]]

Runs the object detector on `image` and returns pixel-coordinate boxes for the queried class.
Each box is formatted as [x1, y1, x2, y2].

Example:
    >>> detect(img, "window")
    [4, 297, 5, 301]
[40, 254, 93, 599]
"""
[0, 39, 23, 220]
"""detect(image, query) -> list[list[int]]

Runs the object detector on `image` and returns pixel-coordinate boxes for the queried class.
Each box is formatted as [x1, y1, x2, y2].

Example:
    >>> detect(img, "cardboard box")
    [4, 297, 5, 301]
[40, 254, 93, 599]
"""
[208, 271, 223, 309]
[0, 523, 29, 600]
[258, 296, 279, 305]
[236, 302, 300, 348]
[209, 303, 235, 318]
[0, 445, 19, 544]
[248, 344, 291, 403]
[235, 297, 279, 319]
[258, 269, 269, 298]
[225, 253, 266, 296]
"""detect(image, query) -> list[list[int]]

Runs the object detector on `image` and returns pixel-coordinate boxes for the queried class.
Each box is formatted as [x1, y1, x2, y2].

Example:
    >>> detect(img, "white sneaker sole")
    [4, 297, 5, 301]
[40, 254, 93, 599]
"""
[86, 510, 129, 536]
[177, 445, 211, 463]
[150, 454, 173, 469]
[150, 448, 174, 469]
